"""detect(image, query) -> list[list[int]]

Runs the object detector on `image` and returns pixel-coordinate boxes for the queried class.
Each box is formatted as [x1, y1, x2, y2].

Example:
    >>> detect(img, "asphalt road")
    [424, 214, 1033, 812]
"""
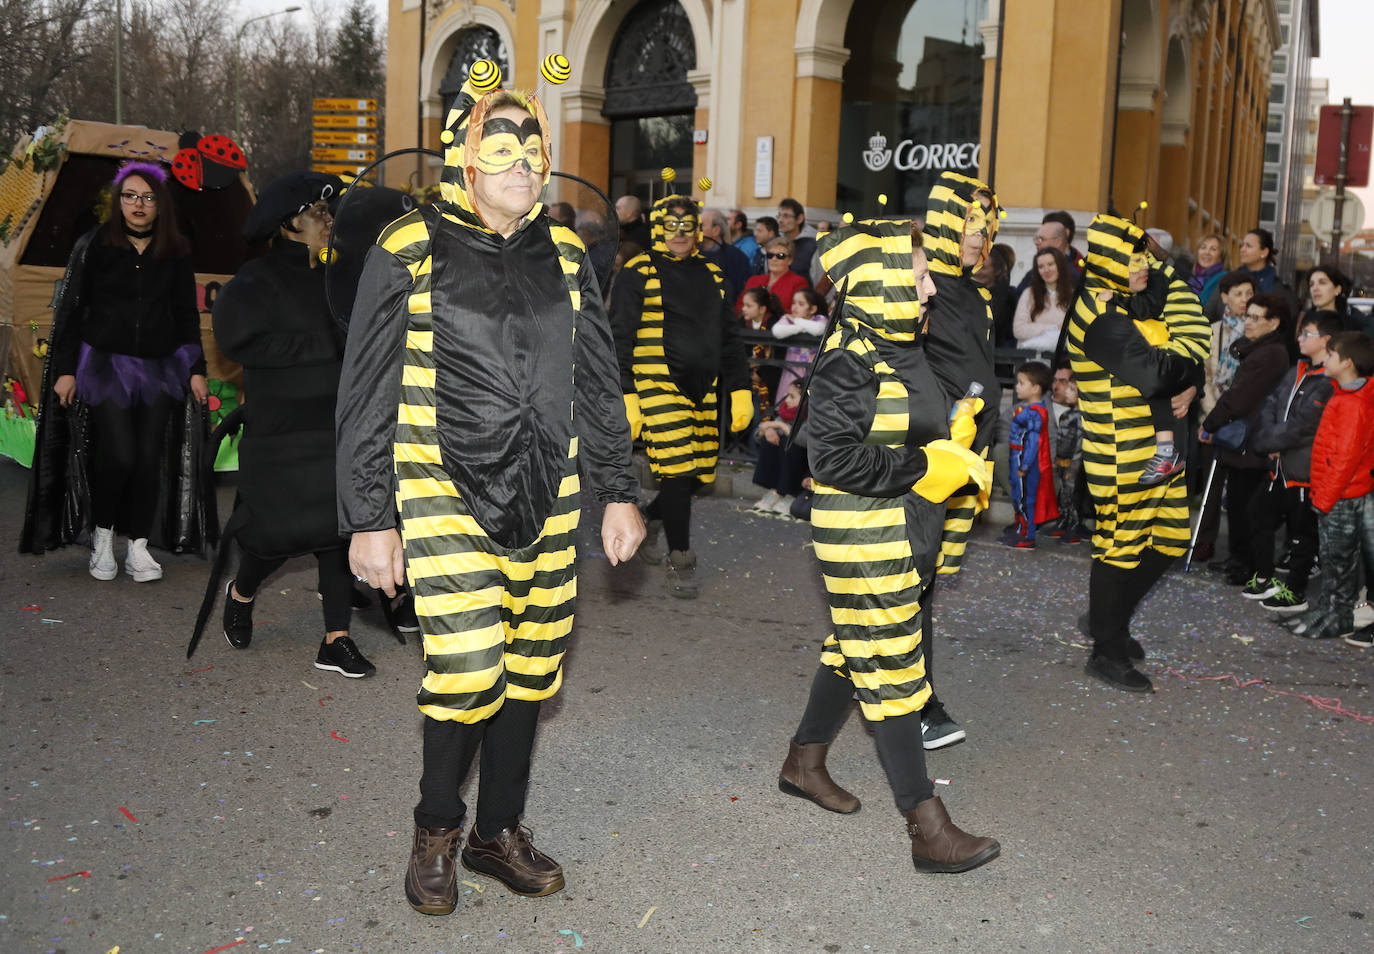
[1, 460, 1370, 954]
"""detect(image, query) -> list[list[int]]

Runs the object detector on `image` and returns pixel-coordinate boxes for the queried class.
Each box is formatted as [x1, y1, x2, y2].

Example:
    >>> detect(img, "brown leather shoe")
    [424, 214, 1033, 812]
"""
[405, 824, 464, 915]
[904, 796, 999, 873]
[778, 740, 861, 813]
[461, 824, 565, 896]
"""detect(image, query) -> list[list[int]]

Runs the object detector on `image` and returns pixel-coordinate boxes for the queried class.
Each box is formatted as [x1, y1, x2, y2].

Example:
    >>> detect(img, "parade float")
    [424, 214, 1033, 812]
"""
[0, 118, 253, 468]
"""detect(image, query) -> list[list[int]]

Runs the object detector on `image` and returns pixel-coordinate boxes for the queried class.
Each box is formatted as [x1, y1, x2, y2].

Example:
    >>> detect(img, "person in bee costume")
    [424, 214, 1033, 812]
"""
[775, 218, 1000, 875]
[1065, 215, 1208, 692]
[913, 171, 1003, 748]
[336, 60, 645, 916]
[609, 194, 752, 598]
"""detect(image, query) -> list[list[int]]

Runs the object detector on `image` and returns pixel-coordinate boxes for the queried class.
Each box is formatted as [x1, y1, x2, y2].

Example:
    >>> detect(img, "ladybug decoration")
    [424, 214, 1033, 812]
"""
[170, 130, 246, 191]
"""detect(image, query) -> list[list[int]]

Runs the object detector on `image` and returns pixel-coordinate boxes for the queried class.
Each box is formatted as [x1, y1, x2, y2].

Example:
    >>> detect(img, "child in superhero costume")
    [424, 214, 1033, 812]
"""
[336, 62, 644, 916]
[1003, 361, 1058, 548]
[775, 217, 1000, 874]
[913, 171, 1002, 748]
[1065, 215, 1208, 692]
[609, 194, 753, 598]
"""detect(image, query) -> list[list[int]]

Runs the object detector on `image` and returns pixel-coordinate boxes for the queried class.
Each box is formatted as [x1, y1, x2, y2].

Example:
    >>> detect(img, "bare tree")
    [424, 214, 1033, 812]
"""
[0, 0, 96, 149]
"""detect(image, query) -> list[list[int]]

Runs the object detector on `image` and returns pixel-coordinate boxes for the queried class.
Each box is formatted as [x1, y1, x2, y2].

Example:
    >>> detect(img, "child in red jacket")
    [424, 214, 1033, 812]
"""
[1286, 332, 1374, 641]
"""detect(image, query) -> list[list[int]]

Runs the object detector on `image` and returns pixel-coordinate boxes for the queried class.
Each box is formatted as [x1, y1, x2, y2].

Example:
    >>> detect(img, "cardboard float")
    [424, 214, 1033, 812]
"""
[0, 119, 255, 467]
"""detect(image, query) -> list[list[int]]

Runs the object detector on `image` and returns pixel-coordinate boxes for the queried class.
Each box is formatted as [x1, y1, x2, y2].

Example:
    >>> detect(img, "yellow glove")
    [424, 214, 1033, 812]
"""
[912, 439, 991, 504]
[729, 389, 754, 432]
[623, 393, 642, 441]
[948, 397, 984, 450]
[975, 457, 994, 512]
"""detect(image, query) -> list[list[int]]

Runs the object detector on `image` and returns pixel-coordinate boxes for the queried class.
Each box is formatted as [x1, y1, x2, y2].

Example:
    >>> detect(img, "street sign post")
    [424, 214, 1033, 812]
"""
[312, 95, 381, 176]
[1314, 99, 1374, 265]
[1310, 191, 1366, 239]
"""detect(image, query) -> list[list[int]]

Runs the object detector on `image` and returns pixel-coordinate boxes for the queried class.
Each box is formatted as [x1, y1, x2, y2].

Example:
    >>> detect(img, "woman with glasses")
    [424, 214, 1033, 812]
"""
[36, 162, 207, 582]
[735, 236, 809, 316]
[202, 171, 389, 679]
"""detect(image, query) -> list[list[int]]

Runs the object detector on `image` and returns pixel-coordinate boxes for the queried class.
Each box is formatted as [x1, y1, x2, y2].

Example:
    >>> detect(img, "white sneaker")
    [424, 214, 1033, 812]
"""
[753, 489, 781, 511]
[771, 494, 795, 515]
[89, 526, 117, 581]
[124, 538, 163, 582]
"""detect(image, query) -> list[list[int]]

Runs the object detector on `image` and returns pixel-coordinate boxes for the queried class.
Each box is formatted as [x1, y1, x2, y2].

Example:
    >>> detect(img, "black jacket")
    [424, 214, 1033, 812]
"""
[1202, 329, 1292, 469]
[50, 231, 206, 377]
[212, 239, 345, 557]
[1250, 359, 1333, 486]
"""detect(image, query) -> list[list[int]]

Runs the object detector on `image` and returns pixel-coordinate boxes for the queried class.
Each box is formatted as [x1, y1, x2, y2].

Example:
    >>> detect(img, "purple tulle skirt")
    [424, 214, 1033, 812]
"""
[74, 343, 201, 407]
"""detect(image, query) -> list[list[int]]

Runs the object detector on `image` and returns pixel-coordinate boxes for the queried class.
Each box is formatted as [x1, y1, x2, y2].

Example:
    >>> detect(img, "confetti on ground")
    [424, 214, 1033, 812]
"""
[21, 604, 39, 611]
[329, 730, 349, 742]
[1229, 634, 1254, 645]
[934, 778, 951, 785]
[301, 680, 319, 690]
[558, 928, 584, 947]
[318, 697, 333, 707]
[41, 618, 63, 624]
[188, 666, 215, 673]
[200, 940, 247, 954]
[118, 806, 138, 822]
[107, 947, 120, 954]
[46, 870, 91, 882]
[637, 907, 657, 928]
[1162, 668, 1374, 723]
[461, 879, 484, 892]
[1296, 916, 1312, 928]
[193, 719, 217, 725]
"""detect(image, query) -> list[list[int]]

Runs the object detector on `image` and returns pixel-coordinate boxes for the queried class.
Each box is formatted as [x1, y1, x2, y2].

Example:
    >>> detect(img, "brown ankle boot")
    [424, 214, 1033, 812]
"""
[778, 740, 861, 813]
[904, 796, 999, 873]
[461, 824, 565, 896]
[405, 824, 464, 915]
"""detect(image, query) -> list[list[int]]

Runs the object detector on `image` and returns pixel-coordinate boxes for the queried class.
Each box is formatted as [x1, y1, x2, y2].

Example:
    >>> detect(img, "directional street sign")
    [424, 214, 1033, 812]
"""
[313, 97, 378, 112]
[312, 162, 369, 176]
[312, 147, 377, 163]
[315, 114, 377, 129]
[314, 130, 377, 146]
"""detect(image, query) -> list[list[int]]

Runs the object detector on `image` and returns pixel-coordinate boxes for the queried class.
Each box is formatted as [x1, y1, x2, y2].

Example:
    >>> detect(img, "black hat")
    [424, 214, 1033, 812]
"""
[242, 171, 344, 242]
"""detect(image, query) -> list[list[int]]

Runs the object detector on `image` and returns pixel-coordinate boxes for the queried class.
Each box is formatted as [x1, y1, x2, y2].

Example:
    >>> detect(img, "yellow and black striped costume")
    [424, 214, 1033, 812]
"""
[920, 171, 1002, 576]
[609, 195, 748, 483]
[1064, 216, 1209, 568]
[337, 72, 636, 724]
[808, 219, 950, 721]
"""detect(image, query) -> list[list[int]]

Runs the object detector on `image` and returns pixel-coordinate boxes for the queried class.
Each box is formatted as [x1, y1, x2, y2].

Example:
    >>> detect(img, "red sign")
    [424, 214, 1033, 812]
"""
[1314, 104, 1374, 187]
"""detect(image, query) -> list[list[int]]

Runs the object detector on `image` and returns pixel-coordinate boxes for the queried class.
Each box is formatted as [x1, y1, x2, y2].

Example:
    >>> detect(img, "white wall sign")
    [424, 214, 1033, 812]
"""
[753, 136, 773, 199]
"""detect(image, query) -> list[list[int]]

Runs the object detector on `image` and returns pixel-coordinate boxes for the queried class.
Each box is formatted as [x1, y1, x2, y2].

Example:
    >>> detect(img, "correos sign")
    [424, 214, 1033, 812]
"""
[862, 131, 981, 173]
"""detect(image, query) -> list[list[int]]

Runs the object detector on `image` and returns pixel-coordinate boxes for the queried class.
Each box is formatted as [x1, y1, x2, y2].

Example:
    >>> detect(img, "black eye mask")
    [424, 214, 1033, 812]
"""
[481, 117, 542, 141]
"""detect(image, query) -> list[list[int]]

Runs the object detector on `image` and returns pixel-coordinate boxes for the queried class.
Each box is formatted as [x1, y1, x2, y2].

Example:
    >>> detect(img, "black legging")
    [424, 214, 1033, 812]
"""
[415, 699, 542, 837]
[793, 665, 935, 810]
[88, 394, 174, 537]
[645, 475, 696, 552]
[236, 544, 353, 633]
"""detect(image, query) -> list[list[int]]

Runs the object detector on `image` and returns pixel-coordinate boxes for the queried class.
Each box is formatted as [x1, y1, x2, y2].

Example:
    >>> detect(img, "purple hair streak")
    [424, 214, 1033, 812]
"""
[114, 161, 168, 186]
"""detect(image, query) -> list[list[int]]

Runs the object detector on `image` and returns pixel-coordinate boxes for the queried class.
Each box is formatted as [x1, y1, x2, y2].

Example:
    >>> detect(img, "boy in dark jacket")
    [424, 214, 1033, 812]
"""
[1246, 311, 1340, 612]
[1285, 332, 1374, 641]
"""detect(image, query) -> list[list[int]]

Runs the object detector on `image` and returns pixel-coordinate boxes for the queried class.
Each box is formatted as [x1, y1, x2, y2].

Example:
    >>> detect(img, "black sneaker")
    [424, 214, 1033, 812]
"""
[315, 636, 376, 678]
[382, 591, 422, 633]
[1225, 564, 1257, 586]
[1259, 581, 1307, 614]
[1288, 615, 1354, 640]
[1240, 575, 1281, 600]
[920, 702, 966, 750]
[1084, 655, 1152, 692]
[223, 580, 254, 649]
[1344, 625, 1374, 649]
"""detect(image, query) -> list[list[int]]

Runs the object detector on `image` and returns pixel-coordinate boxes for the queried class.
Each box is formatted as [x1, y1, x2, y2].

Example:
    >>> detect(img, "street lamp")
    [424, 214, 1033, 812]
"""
[234, 6, 302, 146]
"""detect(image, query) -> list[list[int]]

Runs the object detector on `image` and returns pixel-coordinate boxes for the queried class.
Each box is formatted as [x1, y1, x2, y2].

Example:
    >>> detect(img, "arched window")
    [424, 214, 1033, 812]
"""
[603, 0, 697, 203]
[439, 27, 511, 119]
[836, 0, 988, 216]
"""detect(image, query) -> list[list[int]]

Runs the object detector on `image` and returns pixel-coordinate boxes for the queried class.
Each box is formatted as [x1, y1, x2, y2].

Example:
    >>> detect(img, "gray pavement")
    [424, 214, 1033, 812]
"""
[2, 459, 1371, 954]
